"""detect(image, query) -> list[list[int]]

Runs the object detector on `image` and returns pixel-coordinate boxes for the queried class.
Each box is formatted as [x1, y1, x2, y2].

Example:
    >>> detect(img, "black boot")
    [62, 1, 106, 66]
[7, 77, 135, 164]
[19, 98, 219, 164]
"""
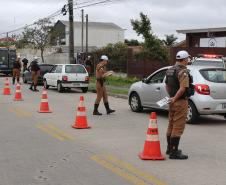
[12, 77, 15, 85]
[166, 135, 182, 155]
[93, 104, 102, 115]
[29, 83, 34, 91]
[34, 85, 39, 92]
[169, 137, 188, 160]
[104, 102, 115, 114]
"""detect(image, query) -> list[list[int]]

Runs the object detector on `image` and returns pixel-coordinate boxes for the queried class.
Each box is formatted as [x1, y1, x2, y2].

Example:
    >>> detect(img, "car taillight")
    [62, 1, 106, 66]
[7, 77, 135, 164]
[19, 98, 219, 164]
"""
[195, 84, 210, 95]
[62, 76, 68, 81]
[85, 76, 89, 81]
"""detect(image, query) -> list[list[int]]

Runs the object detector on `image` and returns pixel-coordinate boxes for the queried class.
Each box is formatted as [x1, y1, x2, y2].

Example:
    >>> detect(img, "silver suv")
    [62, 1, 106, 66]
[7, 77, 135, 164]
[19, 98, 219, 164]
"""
[128, 65, 226, 124]
[191, 54, 226, 68]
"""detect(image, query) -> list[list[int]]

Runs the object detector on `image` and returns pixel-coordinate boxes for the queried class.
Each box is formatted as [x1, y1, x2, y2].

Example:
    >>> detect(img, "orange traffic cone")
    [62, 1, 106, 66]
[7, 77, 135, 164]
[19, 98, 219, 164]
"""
[139, 112, 165, 160]
[38, 88, 52, 113]
[3, 77, 11, 95]
[14, 83, 23, 101]
[72, 96, 91, 129]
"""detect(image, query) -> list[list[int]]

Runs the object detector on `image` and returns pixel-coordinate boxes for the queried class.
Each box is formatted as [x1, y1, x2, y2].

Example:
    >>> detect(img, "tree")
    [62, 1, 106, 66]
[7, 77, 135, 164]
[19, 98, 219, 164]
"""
[131, 12, 169, 62]
[22, 18, 52, 63]
[163, 34, 178, 46]
[125, 39, 141, 46]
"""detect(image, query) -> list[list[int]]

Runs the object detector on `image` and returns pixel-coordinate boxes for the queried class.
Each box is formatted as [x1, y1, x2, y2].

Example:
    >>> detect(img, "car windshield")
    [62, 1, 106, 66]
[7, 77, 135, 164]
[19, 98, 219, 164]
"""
[39, 65, 53, 72]
[200, 69, 226, 83]
[65, 65, 86, 73]
[193, 60, 224, 67]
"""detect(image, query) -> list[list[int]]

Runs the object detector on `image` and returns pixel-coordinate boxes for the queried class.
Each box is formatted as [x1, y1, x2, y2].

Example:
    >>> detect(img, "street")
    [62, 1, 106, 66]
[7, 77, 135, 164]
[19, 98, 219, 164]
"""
[0, 77, 226, 185]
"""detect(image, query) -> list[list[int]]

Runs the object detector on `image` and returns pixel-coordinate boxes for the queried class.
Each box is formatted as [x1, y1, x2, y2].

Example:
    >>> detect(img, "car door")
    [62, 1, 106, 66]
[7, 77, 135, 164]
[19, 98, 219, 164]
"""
[52, 65, 63, 86]
[140, 69, 168, 108]
[46, 65, 57, 86]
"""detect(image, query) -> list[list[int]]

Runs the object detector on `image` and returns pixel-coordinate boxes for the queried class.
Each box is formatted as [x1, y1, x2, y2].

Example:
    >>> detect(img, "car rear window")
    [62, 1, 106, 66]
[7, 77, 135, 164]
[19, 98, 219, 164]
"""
[200, 69, 226, 83]
[193, 60, 224, 67]
[39, 65, 54, 72]
[65, 65, 86, 73]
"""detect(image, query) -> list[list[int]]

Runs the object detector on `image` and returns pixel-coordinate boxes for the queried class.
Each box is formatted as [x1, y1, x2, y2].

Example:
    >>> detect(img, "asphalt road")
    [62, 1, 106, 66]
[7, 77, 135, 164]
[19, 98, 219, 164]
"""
[0, 77, 226, 185]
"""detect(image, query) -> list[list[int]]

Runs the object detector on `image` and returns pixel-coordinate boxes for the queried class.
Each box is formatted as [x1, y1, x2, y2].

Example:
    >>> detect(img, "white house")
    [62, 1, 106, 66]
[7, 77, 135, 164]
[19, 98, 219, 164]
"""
[51, 20, 125, 51]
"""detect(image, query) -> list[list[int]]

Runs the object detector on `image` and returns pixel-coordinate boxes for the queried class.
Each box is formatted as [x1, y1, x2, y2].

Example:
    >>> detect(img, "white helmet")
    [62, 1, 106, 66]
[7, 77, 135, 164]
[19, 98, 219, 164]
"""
[176, 50, 190, 60]
[100, 55, 108, 61]
[34, 56, 39, 60]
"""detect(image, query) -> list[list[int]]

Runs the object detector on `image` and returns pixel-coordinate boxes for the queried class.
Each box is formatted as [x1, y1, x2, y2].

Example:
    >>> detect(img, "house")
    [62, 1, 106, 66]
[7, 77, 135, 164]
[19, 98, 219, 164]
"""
[169, 27, 226, 64]
[51, 20, 125, 52]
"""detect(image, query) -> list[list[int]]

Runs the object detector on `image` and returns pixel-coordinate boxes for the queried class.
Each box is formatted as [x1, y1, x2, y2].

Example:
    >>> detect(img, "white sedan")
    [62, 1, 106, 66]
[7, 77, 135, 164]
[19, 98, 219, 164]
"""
[43, 64, 89, 93]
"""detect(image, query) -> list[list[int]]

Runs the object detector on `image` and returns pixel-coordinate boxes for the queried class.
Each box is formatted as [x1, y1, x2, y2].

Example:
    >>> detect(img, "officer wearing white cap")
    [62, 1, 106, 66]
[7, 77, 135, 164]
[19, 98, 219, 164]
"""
[93, 55, 115, 115]
[165, 50, 192, 160]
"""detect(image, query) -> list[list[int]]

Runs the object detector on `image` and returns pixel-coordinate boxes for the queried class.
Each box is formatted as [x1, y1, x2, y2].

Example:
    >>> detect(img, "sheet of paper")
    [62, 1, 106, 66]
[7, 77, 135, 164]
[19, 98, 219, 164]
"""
[156, 96, 170, 107]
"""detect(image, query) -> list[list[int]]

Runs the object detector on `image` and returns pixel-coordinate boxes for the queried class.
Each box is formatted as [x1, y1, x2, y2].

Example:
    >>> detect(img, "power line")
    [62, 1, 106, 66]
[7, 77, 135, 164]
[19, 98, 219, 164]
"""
[0, 0, 125, 36]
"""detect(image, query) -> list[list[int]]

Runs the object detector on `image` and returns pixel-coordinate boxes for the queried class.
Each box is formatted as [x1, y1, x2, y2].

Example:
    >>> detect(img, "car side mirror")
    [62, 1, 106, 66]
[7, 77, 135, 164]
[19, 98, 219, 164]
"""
[142, 78, 147, 83]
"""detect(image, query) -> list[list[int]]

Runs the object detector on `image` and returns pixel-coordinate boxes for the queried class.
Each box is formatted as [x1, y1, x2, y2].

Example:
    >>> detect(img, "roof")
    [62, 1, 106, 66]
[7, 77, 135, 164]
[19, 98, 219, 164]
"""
[57, 20, 124, 30]
[177, 27, 226, 34]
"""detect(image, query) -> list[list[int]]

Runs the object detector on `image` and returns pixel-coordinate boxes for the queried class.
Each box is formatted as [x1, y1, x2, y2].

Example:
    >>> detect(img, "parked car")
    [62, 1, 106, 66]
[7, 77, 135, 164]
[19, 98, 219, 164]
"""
[191, 54, 226, 68]
[23, 64, 54, 85]
[128, 65, 226, 124]
[43, 64, 89, 93]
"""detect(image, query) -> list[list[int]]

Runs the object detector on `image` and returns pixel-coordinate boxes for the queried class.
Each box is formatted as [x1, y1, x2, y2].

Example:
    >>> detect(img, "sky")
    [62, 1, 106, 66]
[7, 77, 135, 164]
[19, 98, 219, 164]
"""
[1, 0, 226, 42]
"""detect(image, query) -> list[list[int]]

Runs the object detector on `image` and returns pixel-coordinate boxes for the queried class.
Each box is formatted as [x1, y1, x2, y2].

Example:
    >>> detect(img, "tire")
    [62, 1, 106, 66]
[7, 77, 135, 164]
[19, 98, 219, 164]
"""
[129, 92, 143, 112]
[187, 101, 199, 124]
[57, 82, 64, 93]
[224, 114, 226, 119]
[43, 80, 49, 89]
[81, 87, 88, 93]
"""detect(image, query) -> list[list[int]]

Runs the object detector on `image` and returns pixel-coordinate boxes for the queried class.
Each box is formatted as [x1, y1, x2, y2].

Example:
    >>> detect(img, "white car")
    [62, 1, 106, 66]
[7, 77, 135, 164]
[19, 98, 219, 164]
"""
[43, 64, 89, 93]
[128, 65, 226, 124]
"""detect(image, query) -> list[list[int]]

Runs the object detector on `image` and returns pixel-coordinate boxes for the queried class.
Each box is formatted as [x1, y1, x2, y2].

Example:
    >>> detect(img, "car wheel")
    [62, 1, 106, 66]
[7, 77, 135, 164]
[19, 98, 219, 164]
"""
[57, 82, 64, 93]
[43, 80, 49, 89]
[187, 101, 199, 124]
[129, 92, 143, 112]
[81, 87, 88, 93]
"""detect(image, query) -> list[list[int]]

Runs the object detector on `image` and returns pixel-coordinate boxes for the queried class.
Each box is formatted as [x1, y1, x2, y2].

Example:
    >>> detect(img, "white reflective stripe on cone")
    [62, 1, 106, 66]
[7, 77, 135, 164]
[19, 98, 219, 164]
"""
[78, 102, 84, 107]
[148, 120, 158, 128]
[146, 134, 159, 141]
[41, 99, 48, 103]
[77, 111, 86, 116]
[16, 90, 21, 93]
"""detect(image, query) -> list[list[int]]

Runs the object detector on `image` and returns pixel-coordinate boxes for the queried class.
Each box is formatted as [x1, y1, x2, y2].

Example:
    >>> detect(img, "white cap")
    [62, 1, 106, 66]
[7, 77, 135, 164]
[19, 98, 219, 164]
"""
[100, 55, 108, 61]
[34, 56, 39, 60]
[176, 50, 190, 60]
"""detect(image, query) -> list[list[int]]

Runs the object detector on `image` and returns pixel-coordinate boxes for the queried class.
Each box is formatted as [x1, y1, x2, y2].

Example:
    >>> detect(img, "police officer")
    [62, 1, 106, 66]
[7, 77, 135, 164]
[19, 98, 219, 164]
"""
[165, 50, 191, 160]
[22, 57, 29, 72]
[93, 55, 115, 115]
[12, 56, 22, 85]
[29, 56, 40, 92]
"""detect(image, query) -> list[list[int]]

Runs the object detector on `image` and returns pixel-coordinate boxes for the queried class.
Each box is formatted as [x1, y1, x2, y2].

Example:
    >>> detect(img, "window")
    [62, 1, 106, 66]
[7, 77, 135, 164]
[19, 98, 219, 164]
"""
[200, 69, 226, 83]
[65, 65, 86, 73]
[50, 66, 57, 73]
[55, 65, 62, 73]
[147, 69, 167, 84]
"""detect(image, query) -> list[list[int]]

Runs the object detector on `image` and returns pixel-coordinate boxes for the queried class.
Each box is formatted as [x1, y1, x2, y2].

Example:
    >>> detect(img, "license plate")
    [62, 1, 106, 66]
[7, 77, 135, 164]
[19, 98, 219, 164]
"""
[222, 103, 226, 109]
[73, 83, 80, 87]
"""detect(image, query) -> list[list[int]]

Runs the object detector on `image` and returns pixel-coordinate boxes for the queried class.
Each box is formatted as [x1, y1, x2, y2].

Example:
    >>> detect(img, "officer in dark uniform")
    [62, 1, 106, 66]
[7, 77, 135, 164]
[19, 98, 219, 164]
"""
[165, 50, 192, 160]
[12, 56, 22, 85]
[93, 55, 115, 115]
[29, 56, 40, 92]
[22, 57, 29, 72]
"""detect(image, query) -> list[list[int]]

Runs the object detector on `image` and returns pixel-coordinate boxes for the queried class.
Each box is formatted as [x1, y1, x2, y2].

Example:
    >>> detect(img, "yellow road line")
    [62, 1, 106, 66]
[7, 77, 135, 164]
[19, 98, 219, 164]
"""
[36, 123, 75, 141]
[8, 107, 31, 117]
[91, 155, 149, 185]
[45, 123, 75, 140]
[104, 155, 168, 185]
[36, 124, 65, 141]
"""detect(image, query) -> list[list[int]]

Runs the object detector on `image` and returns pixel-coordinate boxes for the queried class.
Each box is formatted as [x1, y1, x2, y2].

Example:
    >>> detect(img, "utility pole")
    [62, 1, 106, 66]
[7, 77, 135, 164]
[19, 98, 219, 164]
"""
[68, 0, 74, 64]
[85, 14, 88, 55]
[81, 9, 84, 53]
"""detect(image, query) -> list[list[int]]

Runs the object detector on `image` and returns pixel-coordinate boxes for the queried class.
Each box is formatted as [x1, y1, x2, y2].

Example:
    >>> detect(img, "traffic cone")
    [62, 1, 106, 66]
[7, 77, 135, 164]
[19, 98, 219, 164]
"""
[14, 83, 23, 101]
[38, 88, 52, 113]
[3, 77, 11, 95]
[139, 112, 165, 160]
[72, 96, 91, 129]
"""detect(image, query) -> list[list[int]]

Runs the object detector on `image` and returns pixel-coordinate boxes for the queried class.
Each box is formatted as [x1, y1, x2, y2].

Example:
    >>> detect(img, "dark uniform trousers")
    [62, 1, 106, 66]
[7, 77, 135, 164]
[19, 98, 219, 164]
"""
[31, 71, 38, 86]
[167, 99, 188, 137]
